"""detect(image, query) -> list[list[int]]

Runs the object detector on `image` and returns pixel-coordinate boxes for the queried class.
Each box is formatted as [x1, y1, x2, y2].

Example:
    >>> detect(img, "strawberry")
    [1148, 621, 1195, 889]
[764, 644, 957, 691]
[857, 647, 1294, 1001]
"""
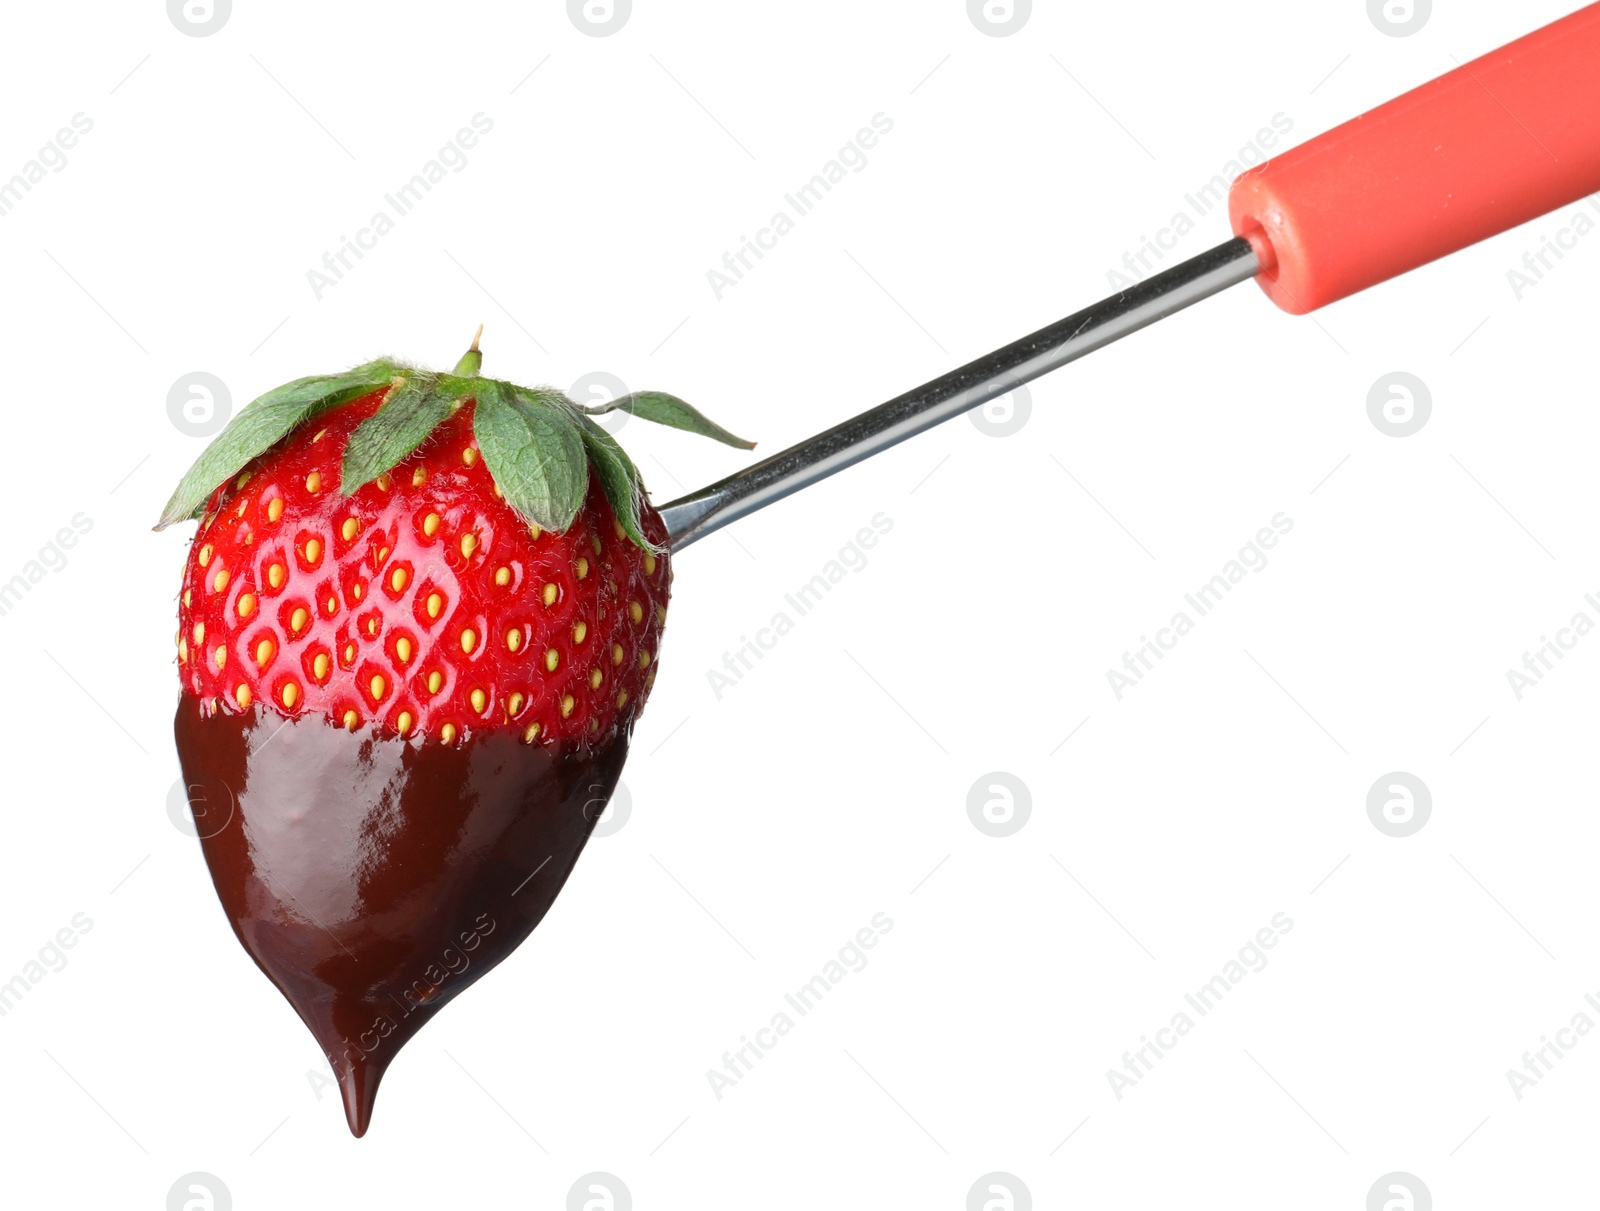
[158, 333, 750, 1135]
[173, 385, 667, 745]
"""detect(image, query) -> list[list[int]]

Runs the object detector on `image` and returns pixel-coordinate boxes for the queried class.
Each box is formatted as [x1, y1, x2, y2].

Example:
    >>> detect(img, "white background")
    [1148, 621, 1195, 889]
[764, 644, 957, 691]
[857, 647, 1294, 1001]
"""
[0, 0, 1595, 1206]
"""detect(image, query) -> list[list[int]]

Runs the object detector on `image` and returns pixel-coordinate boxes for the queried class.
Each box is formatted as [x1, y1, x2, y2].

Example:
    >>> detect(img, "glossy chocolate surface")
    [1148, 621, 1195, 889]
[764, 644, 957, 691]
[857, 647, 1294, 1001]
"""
[174, 693, 627, 1136]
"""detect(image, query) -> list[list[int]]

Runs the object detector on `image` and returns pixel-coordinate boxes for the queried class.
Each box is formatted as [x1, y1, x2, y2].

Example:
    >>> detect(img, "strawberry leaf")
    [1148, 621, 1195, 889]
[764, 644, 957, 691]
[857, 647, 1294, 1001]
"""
[574, 413, 656, 551]
[155, 361, 398, 529]
[516, 385, 582, 413]
[587, 391, 754, 449]
[471, 381, 589, 533]
[339, 377, 455, 494]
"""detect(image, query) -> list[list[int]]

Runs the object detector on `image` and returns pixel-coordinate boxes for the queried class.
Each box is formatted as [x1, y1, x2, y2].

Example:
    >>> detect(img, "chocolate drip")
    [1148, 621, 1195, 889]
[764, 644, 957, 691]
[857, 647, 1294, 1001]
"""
[174, 694, 627, 1136]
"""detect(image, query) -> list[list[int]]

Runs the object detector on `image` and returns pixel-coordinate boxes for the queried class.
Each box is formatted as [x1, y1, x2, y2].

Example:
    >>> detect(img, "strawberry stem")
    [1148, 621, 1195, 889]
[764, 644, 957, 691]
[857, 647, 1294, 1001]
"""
[452, 325, 484, 377]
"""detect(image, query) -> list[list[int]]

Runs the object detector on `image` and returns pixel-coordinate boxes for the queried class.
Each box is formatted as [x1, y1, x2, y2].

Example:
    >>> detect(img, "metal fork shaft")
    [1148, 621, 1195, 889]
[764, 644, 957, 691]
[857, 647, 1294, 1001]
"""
[660, 236, 1260, 550]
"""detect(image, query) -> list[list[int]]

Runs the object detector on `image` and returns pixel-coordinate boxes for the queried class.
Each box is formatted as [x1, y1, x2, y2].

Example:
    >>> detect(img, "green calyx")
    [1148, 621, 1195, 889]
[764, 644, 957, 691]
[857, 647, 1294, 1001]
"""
[153, 332, 755, 551]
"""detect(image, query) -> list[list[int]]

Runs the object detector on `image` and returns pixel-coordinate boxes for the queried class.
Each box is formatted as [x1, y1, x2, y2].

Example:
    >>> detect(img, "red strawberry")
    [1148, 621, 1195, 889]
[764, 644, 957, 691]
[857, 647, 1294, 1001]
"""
[159, 334, 750, 1135]
[175, 389, 668, 743]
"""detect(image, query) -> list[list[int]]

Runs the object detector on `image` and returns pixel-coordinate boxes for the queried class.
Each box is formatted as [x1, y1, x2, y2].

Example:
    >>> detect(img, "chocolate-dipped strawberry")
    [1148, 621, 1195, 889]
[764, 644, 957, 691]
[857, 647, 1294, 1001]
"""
[157, 333, 751, 1136]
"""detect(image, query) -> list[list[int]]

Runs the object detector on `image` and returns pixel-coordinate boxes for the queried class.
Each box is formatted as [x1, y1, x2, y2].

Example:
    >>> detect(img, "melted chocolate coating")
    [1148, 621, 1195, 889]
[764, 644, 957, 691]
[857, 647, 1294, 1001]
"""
[174, 694, 627, 1136]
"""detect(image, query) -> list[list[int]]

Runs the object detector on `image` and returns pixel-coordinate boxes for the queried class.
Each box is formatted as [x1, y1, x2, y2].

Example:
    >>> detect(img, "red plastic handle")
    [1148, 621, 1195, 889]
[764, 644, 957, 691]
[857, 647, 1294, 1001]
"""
[1229, 3, 1600, 314]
